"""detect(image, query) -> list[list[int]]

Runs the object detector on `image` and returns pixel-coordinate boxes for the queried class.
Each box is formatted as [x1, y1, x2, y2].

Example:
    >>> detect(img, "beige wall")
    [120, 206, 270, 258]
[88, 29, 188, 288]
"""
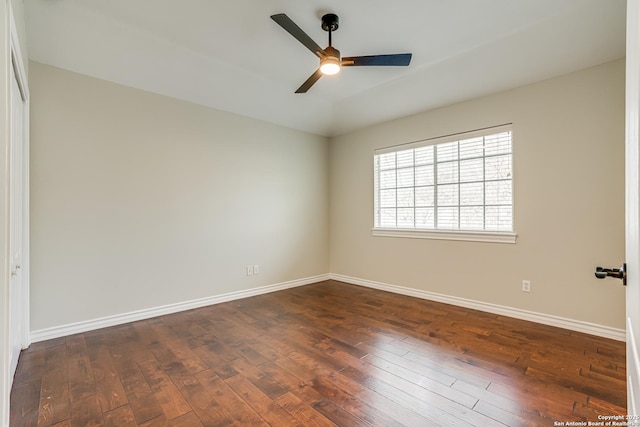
[29, 62, 329, 331]
[30, 58, 626, 333]
[330, 59, 626, 329]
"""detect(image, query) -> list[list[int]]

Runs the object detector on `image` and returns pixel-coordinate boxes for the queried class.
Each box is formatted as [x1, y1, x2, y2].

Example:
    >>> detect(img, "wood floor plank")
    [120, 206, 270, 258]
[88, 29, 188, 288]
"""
[275, 392, 337, 427]
[37, 343, 70, 427]
[310, 374, 412, 427]
[10, 280, 627, 426]
[164, 412, 205, 427]
[137, 359, 192, 421]
[355, 341, 456, 386]
[148, 336, 209, 380]
[360, 353, 479, 408]
[14, 348, 46, 387]
[318, 368, 439, 427]
[68, 395, 102, 427]
[230, 340, 275, 366]
[339, 353, 504, 426]
[259, 357, 370, 425]
[102, 405, 137, 427]
[471, 398, 535, 426]
[400, 346, 495, 390]
[189, 342, 240, 380]
[10, 380, 41, 427]
[339, 365, 475, 426]
[87, 344, 128, 413]
[172, 375, 233, 426]
[195, 369, 269, 426]
[228, 357, 289, 400]
[66, 335, 96, 403]
[224, 374, 304, 426]
[451, 379, 542, 422]
[110, 355, 165, 425]
[168, 412, 204, 427]
[311, 398, 372, 427]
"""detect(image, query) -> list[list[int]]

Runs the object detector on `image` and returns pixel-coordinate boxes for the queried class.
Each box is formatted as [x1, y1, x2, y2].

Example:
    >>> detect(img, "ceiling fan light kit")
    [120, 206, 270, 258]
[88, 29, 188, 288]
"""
[320, 47, 341, 75]
[271, 12, 412, 93]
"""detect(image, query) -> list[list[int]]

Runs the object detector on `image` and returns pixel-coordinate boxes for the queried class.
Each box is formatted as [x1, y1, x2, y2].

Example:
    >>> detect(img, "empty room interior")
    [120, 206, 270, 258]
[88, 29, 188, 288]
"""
[3, 0, 639, 426]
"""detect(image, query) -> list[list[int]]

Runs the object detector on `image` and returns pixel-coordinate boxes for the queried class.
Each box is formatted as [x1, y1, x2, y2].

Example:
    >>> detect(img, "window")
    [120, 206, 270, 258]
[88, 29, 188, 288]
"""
[373, 125, 516, 243]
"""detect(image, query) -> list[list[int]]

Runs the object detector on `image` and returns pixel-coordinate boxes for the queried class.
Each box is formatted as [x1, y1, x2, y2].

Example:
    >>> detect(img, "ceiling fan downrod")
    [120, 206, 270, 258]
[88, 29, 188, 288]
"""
[321, 13, 339, 47]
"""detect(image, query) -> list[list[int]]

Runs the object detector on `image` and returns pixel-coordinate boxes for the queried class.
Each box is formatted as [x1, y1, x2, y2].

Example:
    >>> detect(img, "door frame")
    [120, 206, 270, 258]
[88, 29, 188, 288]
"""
[5, 2, 31, 382]
[628, 0, 640, 416]
[9, 1, 31, 349]
[8, 0, 30, 366]
[0, 4, 30, 424]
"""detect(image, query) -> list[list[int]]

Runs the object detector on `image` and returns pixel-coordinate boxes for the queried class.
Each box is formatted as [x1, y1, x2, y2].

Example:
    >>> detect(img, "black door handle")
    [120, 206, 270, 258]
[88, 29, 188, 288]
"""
[595, 264, 626, 286]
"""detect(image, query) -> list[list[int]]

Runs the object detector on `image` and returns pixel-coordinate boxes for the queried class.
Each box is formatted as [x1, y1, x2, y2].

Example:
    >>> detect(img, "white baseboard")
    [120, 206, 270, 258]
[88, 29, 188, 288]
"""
[30, 274, 331, 343]
[30, 272, 626, 343]
[329, 274, 626, 342]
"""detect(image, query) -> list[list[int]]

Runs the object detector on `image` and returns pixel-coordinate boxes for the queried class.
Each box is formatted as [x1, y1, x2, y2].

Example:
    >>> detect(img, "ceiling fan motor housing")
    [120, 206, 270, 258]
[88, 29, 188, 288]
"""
[323, 46, 340, 59]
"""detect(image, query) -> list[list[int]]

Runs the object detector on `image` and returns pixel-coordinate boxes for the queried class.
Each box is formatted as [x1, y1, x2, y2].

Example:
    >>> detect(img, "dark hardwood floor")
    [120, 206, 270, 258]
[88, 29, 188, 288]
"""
[10, 280, 626, 426]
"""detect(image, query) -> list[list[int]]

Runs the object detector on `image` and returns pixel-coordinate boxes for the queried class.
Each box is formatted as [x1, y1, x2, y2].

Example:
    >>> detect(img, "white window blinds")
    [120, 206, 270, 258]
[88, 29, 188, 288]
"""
[374, 125, 513, 234]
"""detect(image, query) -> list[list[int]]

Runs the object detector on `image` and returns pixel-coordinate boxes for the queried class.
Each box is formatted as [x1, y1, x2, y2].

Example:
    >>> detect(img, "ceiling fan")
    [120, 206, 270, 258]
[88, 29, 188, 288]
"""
[270, 13, 412, 93]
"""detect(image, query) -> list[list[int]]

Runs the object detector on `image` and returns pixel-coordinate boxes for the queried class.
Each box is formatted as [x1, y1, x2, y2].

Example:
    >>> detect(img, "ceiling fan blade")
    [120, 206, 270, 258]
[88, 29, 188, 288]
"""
[342, 53, 412, 67]
[271, 14, 324, 58]
[295, 69, 323, 93]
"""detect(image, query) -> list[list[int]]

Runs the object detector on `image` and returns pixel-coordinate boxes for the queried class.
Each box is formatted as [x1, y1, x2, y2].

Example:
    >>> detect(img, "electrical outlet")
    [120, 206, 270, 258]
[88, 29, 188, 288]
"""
[522, 280, 531, 292]
[246, 266, 253, 276]
[253, 265, 260, 275]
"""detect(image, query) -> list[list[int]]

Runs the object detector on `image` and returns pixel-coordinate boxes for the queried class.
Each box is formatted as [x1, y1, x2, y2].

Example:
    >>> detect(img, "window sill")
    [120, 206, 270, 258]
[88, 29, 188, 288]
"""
[371, 228, 517, 244]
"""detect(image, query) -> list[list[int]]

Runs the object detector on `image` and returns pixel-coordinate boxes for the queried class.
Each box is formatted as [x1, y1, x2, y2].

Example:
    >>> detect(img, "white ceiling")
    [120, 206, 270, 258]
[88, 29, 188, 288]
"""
[25, 0, 626, 137]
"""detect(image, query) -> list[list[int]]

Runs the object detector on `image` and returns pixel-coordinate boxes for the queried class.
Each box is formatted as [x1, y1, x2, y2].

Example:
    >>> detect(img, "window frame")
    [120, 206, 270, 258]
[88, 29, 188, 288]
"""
[372, 124, 517, 244]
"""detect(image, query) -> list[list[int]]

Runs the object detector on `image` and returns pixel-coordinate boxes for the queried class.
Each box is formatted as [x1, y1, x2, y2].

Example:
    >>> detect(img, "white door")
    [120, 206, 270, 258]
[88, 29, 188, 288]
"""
[8, 58, 25, 378]
[626, 0, 640, 416]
